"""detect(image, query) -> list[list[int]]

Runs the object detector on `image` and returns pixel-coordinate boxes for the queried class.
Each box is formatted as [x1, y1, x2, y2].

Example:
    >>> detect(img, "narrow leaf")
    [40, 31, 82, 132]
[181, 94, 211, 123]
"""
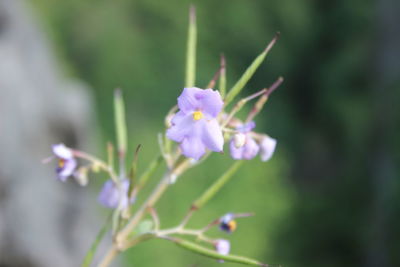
[107, 142, 114, 171]
[219, 54, 227, 98]
[185, 5, 197, 87]
[114, 89, 128, 155]
[128, 144, 142, 198]
[81, 213, 113, 267]
[224, 33, 279, 105]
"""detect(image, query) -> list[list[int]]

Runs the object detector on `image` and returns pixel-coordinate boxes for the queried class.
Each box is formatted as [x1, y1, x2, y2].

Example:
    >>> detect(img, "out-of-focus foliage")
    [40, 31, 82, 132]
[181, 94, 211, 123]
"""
[32, 0, 400, 266]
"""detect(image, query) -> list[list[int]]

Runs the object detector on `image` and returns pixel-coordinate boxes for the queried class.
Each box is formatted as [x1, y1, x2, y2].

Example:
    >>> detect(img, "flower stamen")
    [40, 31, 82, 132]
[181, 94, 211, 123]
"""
[192, 110, 204, 121]
[58, 159, 65, 169]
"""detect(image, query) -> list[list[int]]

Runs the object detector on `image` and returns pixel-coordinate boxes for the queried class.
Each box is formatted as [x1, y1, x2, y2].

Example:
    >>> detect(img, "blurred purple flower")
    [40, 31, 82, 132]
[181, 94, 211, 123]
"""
[52, 143, 77, 182]
[98, 179, 132, 209]
[229, 122, 259, 160]
[167, 87, 224, 160]
[259, 135, 277, 162]
[219, 213, 237, 233]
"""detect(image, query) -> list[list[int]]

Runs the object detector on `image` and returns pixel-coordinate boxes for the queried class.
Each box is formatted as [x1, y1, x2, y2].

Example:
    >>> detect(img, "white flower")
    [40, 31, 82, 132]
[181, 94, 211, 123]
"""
[259, 135, 277, 162]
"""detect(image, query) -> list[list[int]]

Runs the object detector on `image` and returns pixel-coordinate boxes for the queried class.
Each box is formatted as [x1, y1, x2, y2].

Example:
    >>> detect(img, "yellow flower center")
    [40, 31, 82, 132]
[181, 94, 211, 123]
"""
[192, 110, 204, 121]
[227, 220, 237, 232]
[58, 159, 65, 168]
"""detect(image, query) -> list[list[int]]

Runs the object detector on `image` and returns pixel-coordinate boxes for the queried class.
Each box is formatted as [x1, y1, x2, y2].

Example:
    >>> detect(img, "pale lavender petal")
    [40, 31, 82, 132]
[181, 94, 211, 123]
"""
[180, 136, 206, 160]
[166, 112, 194, 142]
[170, 110, 187, 125]
[57, 158, 77, 182]
[229, 135, 259, 160]
[260, 136, 277, 162]
[215, 239, 230, 262]
[229, 138, 245, 160]
[242, 137, 260, 160]
[177, 87, 204, 113]
[98, 179, 130, 209]
[196, 89, 224, 119]
[52, 143, 73, 159]
[200, 119, 224, 152]
[236, 121, 256, 133]
[233, 133, 246, 148]
[177, 87, 223, 119]
[221, 213, 234, 224]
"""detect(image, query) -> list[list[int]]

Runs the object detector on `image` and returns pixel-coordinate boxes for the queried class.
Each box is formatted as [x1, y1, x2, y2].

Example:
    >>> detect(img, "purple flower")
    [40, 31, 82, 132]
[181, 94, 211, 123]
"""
[215, 239, 230, 262]
[259, 135, 277, 162]
[229, 122, 259, 160]
[52, 143, 77, 182]
[167, 87, 224, 160]
[98, 179, 133, 209]
[219, 213, 237, 233]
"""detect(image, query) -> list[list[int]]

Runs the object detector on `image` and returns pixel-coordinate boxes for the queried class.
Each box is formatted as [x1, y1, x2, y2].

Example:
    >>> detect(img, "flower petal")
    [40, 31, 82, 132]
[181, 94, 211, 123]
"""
[242, 137, 260, 160]
[221, 213, 234, 224]
[200, 119, 224, 152]
[229, 135, 259, 160]
[52, 143, 73, 159]
[260, 136, 277, 162]
[177, 87, 223, 119]
[57, 158, 77, 181]
[196, 89, 224, 119]
[177, 87, 204, 113]
[236, 121, 256, 133]
[230, 138, 245, 160]
[180, 136, 206, 160]
[98, 179, 130, 209]
[166, 112, 194, 142]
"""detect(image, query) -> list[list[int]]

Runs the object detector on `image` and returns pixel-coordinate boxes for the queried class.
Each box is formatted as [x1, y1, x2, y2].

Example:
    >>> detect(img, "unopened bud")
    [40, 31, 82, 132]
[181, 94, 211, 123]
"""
[214, 239, 230, 262]
[233, 133, 246, 148]
[91, 163, 101, 173]
[74, 167, 88, 186]
[259, 135, 277, 162]
[169, 174, 178, 184]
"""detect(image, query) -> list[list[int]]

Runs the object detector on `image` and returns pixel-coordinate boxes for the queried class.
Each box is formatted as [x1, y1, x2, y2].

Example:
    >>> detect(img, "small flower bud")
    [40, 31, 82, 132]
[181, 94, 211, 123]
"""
[233, 133, 246, 148]
[215, 239, 230, 262]
[259, 135, 277, 162]
[169, 174, 178, 184]
[74, 167, 88, 186]
[91, 163, 101, 173]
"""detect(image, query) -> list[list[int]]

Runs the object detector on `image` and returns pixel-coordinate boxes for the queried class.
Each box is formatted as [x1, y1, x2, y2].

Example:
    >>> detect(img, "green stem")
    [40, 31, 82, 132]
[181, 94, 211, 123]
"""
[167, 237, 270, 266]
[185, 5, 197, 87]
[72, 150, 119, 183]
[219, 54, 226, 98]
[224, 32, 279, 105]
[114, 89, 128, 177]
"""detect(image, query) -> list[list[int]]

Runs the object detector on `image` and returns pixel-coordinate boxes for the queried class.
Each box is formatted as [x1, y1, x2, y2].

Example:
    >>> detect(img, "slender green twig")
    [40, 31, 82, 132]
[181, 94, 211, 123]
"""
[219, 54, 227, 98]
[72, 150, 119, 183]
[222, 88, 269, 128]
[246, 77, 284, 122]
[164, 237, 271, 266]
[224, 32, 279, 106]
[185, 5, 197, 87]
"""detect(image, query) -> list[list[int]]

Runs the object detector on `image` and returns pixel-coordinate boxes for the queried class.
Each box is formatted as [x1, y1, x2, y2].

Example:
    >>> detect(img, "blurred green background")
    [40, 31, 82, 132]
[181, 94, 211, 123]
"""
[32, 0, 400, 266]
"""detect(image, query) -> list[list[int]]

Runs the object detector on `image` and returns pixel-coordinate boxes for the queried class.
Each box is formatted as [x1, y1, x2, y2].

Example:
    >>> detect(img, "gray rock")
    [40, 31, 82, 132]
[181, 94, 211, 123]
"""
[0, 0, 107, 266]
